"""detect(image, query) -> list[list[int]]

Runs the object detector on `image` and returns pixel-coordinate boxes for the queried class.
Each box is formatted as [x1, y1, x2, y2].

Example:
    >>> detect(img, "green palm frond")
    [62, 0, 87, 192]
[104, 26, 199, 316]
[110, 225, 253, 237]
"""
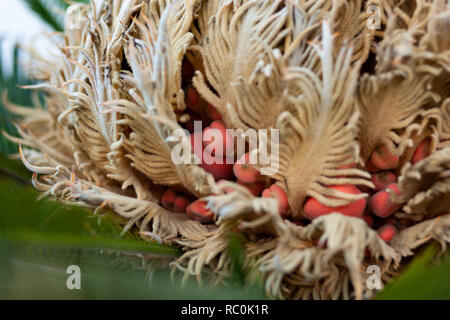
[376, 244, 450, 300]
[23, 0, 89, 32]
[23, 0, 65, 32]
[0, 178, 180, 259]
[0, 43, 34, 156]
[0, 154, 30, 185]
[0, 177, 266, 299]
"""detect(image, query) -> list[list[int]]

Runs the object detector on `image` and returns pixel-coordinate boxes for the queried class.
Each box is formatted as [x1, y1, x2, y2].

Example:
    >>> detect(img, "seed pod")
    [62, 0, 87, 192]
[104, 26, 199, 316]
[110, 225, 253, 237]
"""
[207, 103, 222, 121]
[304, 185, 367, 220]
[371, 171, 397, 191]
[363, 215, 375, 228]
[185, 85, 201, 113]
[233, 152, 260, 183]
[365, 160, 381, 173]
[368, 145, 399, 170]
[182, 58, 194, 84]
[203, 120, 234, 157]
[173, 196, 190, 213]
[186, 200, 215, 224]
[201, 160, 234, 181]
[412, 138, 432, 164]
[161, 189, 176, 210]
[262, 184, 289, 215]
[190, 132, 233, 180]
[377, 224, 397, 243]
[369, 183, 403, 218]
[339, 162, 356, 170]
[184, 112, 202, 133]
[237, 180, 265, 196]
[399, 218, 413, 227]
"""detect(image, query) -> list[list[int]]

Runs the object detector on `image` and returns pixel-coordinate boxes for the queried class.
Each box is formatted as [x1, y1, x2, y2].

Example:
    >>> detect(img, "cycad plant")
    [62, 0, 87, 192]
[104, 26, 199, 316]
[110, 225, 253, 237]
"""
[1, 0, 450, 300]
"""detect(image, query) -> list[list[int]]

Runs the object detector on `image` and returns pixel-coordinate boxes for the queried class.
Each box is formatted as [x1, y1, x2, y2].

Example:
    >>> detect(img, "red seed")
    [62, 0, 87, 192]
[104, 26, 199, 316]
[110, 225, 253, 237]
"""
[173, 196, 190, 213]
[399, 218, 413, 227]
[412, 138, 432, 165]
[339, 162, 356, 170]
[377, 224, 397, 243]
[363, 215, 375, 228]
[191, 132, 233, 180]
[203, 120, 234, 157]
[368, 145, 399, 170]
[365, 160, 381, 173]
[161, 190, 190, 213]
[201, 147, 233, 180]
[337, 162, 357, 179]
[233, 153, 260, 183]
[162, 189, 176, 202]
[371, 171, 397, 191]
[369, 183, 402, 218]
[206, 103, 222, 121]
[304, 185, 367, 220]
[186, 86, 199, 109]
[184, 112, 202, 133]
[262, 184, 289, 215]
[182, 58, 194, 83]
[201, 161, 234, 181]
[161, 189, 176, 210]
[385, 217, 397, 225]
[186, 199, 215, 224]
[237, 180, 265, 196]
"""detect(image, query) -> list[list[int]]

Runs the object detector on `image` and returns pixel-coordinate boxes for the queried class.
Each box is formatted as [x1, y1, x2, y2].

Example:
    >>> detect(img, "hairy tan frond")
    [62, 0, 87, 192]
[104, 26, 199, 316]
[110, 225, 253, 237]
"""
[394, 148, 450, 220]
[390, 214, 450, 257]
[21, 149, 213, 246]
[254, 214, 398, 300]
[9, 0, 450, 301]
[186, 0, 221, 71]
[438, 98, 450, 150]
[275, 22, 373, 219]
[331, 0, 373, 66]
[357, 65, 441, 162]
[117, 2, 217, 196]
[193, 0, 290, 128]
[137, 0, 201, 110]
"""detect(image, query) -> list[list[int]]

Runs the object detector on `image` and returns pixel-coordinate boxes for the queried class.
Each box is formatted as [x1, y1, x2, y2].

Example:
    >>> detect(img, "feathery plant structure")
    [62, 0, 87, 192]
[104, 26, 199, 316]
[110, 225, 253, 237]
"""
[5, 0, 450, 299]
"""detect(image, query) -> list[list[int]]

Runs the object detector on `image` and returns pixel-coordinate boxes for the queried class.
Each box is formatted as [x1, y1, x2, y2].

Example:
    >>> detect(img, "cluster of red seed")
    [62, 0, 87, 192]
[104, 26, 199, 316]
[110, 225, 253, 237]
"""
[160, 60, 433, 244]
[302, 141, 431, 243]
[159, 59, 289, 224]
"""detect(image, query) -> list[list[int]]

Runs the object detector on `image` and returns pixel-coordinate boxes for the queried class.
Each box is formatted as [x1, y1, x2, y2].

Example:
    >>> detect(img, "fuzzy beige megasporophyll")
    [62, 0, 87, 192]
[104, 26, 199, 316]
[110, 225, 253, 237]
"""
[5, 0, 450, 300]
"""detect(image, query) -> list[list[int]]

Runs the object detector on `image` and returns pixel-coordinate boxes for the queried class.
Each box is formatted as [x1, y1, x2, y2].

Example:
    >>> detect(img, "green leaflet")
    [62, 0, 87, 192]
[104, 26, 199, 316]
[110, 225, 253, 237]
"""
[375, 244, 450, 300]
[23, 0, 66, 32]
[0, 248, 267, 299]
[0, 43, 32, 156]
[0, 177, 180, 257]
[0, 153, 31, 183]
[0, 175, 266, 299]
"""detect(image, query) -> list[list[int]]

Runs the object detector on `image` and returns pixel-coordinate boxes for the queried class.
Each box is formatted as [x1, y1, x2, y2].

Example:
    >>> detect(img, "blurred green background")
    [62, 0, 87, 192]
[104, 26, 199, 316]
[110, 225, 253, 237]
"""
[0, 0, 448, 300]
